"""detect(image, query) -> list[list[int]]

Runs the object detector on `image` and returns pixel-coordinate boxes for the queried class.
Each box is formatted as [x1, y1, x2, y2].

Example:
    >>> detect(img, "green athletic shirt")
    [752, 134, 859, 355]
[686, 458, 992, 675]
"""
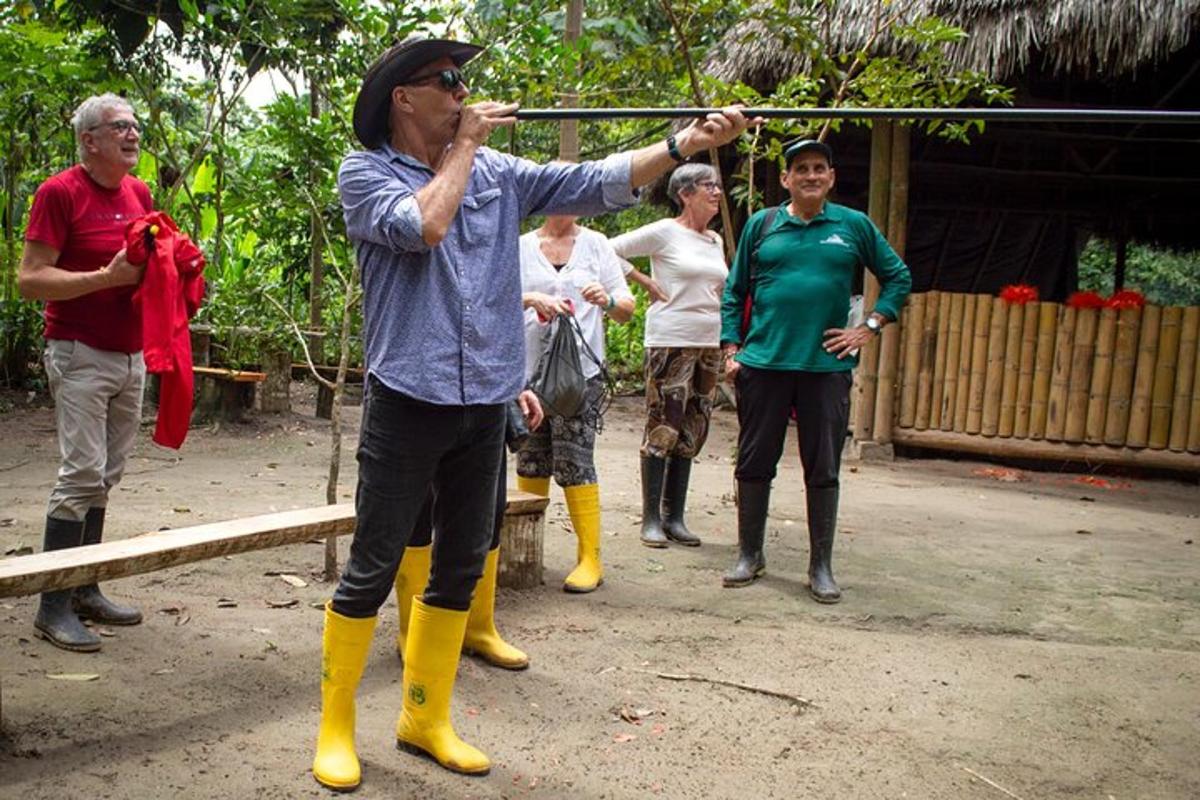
[720, 201, 911, 372]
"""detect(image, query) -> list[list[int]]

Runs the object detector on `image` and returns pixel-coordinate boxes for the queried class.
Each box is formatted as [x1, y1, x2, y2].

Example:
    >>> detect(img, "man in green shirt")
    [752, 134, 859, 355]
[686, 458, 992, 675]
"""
[719, 139, 911, 603]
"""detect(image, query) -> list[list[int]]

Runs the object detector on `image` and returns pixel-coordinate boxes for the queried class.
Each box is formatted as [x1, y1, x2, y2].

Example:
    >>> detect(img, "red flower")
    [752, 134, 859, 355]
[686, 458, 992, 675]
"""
[999, 284, 1039, 305]
[1106, 290, 1146, 309]
[1066, 290, 1106, 309]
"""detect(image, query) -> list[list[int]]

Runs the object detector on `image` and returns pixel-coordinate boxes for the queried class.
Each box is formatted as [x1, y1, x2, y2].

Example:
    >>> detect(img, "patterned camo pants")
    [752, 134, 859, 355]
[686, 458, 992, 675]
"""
[641, 346, 722, 459]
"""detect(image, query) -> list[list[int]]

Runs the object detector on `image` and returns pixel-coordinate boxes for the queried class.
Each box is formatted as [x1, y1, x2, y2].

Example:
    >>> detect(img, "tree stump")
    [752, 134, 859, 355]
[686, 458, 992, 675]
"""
[260, 349, 291, 414]
[498, 511, 545, 589]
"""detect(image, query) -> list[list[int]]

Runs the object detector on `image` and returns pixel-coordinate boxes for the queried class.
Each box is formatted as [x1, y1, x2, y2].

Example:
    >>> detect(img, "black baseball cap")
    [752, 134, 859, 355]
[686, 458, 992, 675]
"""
[783, 139, 833, 167]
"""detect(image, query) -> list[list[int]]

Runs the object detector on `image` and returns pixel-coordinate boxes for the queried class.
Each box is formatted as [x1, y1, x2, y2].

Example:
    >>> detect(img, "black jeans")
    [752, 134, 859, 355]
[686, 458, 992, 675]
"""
[734, 366, 852, 488]
[331, 375, 505, 617]
[409, 465, 506, 551]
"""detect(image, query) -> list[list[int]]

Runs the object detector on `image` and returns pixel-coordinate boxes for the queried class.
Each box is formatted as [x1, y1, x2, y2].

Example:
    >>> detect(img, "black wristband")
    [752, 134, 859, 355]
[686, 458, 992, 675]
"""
[666, 134, 686, 163]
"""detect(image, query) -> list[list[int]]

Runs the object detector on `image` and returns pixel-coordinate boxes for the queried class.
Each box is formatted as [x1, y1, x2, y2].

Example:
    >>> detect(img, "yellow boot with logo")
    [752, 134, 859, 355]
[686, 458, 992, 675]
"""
[312, 604, 377, 791]
[395, 597, 490, 775]
[563, 483, 603, 593]
[463, 547, 529, 670]
[393, 544, 431, 658]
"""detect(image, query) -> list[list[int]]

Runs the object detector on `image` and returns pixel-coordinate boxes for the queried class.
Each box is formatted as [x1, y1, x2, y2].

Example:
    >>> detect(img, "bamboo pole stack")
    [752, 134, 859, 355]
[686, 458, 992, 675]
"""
[882, 289, 1197, 468]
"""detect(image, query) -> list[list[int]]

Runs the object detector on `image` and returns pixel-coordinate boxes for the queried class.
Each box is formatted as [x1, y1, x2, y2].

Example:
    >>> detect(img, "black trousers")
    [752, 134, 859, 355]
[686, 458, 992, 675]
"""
[409, 466, 506, 551]
[734, 366, 852, 488]
[331, 375, 505, 617]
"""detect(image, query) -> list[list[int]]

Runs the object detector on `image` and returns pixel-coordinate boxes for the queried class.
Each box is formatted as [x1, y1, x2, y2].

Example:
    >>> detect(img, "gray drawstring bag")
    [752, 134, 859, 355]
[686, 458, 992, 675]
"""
[528, 312, 587, 418]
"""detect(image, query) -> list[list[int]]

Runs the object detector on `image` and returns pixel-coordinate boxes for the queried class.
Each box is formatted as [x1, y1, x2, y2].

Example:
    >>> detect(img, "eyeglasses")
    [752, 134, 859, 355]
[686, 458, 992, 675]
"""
[694, 180, 722, 193]
[404, 68, 466, 92]
[88, 119, 141, 135]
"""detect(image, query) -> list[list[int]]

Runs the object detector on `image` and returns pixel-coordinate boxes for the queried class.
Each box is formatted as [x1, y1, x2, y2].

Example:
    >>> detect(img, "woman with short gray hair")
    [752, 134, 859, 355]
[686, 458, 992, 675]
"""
[609, 162, 728, 549]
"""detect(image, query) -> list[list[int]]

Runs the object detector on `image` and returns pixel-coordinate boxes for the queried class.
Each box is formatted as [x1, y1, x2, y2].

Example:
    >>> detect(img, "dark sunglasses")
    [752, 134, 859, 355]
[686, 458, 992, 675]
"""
[88, 119, 141, 135]
[404, 68, 466, 92]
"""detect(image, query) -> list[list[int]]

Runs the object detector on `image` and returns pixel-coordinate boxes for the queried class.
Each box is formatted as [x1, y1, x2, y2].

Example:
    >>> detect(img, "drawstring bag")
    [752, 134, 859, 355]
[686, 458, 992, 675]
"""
[529, 312, 587, 418]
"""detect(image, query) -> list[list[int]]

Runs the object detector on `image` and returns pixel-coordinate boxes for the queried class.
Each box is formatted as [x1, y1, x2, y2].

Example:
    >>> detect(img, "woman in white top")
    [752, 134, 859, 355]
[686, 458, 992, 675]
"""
[609, 163, 728, 549]
[518, 215, 634, 593]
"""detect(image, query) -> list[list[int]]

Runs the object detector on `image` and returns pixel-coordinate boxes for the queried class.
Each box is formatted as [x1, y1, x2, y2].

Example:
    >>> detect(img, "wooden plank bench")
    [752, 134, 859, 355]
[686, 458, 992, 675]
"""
[192, 366, 268, 423]
[0, 491, 548, 726]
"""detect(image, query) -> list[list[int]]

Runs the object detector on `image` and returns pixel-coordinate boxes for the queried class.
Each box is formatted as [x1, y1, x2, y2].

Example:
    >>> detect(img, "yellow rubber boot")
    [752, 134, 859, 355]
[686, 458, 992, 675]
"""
[393, 544, 432, 658]
[463, 547, 529, 670]
[516, 475, 550, 497]
[563, 483, 603, 593]
[313, 604, 377, 791]
[395, 597, 490, 775]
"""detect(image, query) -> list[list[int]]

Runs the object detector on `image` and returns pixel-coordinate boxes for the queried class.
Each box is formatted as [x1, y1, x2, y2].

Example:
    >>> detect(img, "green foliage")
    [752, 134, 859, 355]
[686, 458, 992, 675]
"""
[1077, 238, 1200, 307]
[1, 0, 1021, 390]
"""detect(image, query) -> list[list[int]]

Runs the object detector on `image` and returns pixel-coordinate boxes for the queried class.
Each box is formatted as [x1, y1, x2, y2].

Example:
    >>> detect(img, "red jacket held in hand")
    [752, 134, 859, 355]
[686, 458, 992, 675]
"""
[125, 212, 206, 449]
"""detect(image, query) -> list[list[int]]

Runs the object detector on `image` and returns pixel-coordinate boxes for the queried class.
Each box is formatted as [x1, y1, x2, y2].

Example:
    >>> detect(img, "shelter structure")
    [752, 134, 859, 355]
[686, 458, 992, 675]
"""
[704, 0, 1200, 472]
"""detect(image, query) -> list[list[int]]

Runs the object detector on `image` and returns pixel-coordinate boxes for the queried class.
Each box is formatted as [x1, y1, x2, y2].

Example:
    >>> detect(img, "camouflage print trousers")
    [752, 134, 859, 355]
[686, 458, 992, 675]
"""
[641, 346, 722, 459]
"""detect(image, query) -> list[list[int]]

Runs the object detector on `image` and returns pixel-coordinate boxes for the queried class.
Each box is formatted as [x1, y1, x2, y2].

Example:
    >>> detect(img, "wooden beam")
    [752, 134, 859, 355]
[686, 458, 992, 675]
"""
[193, 366, 267, 383]
[0, 493, 550, 599]
[892, 428, 1200, 474]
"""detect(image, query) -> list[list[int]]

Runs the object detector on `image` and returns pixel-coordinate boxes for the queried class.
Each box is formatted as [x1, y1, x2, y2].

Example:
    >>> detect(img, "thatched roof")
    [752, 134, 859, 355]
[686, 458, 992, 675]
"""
[706, 0, 1200, 90]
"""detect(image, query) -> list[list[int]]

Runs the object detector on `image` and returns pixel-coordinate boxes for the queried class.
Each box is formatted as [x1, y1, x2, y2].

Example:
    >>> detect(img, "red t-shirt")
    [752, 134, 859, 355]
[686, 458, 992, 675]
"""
[25, 165, 154, 353]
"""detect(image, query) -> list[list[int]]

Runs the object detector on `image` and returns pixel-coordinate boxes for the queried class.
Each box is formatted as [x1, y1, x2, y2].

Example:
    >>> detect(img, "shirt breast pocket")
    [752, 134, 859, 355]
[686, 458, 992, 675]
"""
[461, 187, 502, 247]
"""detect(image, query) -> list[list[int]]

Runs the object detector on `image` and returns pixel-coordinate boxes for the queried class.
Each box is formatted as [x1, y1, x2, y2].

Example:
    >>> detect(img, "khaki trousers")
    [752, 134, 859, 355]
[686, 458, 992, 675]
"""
[44, 339, 145, 522]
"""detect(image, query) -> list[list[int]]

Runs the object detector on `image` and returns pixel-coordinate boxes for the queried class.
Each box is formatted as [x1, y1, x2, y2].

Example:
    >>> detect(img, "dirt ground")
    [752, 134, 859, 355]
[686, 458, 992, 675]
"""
[1, 385, 1197, 800]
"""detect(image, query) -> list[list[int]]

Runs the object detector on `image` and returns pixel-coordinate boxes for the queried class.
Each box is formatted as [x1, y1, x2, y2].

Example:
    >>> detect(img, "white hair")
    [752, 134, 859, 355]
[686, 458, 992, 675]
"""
[667, 162, 718, 205]
[71, 94, 136, 161]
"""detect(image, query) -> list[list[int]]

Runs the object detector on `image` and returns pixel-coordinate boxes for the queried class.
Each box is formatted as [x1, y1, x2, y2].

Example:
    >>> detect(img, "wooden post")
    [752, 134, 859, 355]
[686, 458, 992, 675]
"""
[1064, 307, 1099, 443]
[1085, 307, 1118, 443]
[981, 297, 1008, 437]
[872, 123, 909, 446]
[1045, 305, 1077, 442]
[1028, 302, 1058, 440]
[965, 294, 993, 434]
[953, 294, 977, 432]
[915, 290, 940, 429]
[939, 293, 965, 431]
[1126, 304, 1161, 448]
[1149, 307, 1182, 449]
[930, 291, 952, 430]
[853, 120, 893, 443]
[899, 293, 925, 428]
[997, 300, 1024, 436]
[1168, 307, 1199, 451]
[1103, 306, 1142, 446]
[1012, 302, 1040, 438]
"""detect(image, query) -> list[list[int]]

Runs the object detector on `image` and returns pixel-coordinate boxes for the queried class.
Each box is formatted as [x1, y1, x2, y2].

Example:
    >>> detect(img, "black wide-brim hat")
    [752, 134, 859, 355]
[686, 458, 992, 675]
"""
[352, 37, 484, 149]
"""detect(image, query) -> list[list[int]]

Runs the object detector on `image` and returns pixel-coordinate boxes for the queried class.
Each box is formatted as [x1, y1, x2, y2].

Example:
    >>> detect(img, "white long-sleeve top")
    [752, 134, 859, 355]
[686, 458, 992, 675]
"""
[519, 227, 632, 382]
[609, 218, 728, 348]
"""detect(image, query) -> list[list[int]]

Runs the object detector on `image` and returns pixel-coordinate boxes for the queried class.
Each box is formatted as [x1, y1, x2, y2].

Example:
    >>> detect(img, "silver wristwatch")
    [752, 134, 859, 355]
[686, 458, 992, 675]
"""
[865, 316, 883, 335]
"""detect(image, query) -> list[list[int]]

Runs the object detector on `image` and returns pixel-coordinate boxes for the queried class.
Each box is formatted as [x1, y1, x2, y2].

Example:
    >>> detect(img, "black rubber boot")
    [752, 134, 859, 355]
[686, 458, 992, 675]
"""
[661, 458, 701, 546]
[806, 486, 842, 604]
[34, 516, 101, 652]
[73, 507, 143, 625]
[639, 455, 669, 548]
[722, 480, 770, 588]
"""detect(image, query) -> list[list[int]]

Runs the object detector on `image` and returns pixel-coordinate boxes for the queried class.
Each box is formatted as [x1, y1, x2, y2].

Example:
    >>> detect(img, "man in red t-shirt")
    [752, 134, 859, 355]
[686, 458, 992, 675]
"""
[18, 93, 152, 652]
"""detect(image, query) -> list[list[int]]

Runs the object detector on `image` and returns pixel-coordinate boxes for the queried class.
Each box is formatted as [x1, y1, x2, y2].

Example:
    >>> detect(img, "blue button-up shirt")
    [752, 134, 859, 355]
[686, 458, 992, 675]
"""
[338, 144, 638, 405]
